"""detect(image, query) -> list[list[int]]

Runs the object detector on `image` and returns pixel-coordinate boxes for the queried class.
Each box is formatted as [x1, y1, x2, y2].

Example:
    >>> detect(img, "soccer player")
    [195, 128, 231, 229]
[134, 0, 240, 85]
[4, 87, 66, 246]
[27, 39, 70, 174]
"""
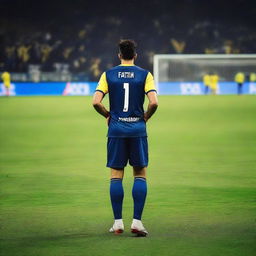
[92, 39, 158, 237]
[234, 72, 245, 95]
[1, 71, 11, 96]
[203, 73, 210, 95]
[210, 73, 219, 95]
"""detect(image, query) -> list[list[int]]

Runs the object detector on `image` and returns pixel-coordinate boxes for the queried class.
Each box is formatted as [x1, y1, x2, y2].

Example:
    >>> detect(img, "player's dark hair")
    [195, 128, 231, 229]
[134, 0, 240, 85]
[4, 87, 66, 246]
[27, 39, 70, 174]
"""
[118, 39, 137, 60]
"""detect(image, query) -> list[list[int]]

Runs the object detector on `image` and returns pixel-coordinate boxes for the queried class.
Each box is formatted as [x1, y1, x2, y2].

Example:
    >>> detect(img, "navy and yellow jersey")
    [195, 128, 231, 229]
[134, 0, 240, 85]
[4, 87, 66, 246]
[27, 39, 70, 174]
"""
[1, 72, 11, 87]
[203, 74, 210, 86]
[96, 64, 156, 138]
[250, 73, 256, 82]
[235, 72, 245, 84]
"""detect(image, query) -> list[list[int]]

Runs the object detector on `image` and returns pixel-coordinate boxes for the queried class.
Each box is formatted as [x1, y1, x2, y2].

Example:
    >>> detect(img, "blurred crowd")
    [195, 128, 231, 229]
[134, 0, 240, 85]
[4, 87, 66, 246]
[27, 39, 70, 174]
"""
[0, 0, 255, 81]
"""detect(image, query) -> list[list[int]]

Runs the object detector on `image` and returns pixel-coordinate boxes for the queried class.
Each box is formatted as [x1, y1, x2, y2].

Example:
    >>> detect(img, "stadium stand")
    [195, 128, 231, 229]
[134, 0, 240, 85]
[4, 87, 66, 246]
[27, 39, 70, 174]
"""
[0, 0, 255, 81]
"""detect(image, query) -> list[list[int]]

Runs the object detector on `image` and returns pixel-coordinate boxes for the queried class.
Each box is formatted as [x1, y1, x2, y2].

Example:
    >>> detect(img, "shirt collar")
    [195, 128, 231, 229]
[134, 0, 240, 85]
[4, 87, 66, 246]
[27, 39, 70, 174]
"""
[119, 64, 135, 66]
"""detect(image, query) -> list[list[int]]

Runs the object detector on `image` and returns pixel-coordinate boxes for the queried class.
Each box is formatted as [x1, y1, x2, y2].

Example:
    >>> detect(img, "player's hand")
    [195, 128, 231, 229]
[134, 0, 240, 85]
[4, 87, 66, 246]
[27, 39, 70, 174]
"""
[107, 116, 110, 126]
[144, 113, 148, 122]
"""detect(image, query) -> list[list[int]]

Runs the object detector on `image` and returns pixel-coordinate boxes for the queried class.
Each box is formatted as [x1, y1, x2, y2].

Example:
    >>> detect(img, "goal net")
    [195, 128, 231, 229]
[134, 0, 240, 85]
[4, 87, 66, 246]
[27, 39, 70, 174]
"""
[153, 54, 256, 95]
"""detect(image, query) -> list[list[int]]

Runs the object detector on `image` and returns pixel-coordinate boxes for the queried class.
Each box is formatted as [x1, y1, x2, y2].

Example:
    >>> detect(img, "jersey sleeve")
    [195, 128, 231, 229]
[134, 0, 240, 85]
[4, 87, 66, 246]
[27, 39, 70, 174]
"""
[144, 72, 157, 94]
[96, 72, 108, 94]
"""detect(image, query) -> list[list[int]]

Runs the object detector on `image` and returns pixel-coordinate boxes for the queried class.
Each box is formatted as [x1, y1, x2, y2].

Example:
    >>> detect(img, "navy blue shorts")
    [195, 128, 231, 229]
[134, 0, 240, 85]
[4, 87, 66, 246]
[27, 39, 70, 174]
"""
[107, 137, 148, 169]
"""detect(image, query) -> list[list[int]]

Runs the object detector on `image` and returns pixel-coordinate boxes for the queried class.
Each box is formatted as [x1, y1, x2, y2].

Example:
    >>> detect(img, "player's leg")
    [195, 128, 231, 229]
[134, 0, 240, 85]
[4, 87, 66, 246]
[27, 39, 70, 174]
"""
[129, 137, 149, 236]
[133, 167, 147, 221]
[238, 83, 242, 95]
[5, 85, 9, 97]
[131, 167, 148, 236]
[132, 167, 147, 220]
[109, 168, 124, 234]
[204, 85, 208, 95]
[107, 138, 128, 234]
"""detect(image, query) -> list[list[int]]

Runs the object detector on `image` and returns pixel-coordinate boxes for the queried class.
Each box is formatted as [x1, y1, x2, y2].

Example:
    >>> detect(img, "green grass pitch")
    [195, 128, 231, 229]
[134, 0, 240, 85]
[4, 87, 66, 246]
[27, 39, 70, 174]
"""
[0, 95, 255, 256]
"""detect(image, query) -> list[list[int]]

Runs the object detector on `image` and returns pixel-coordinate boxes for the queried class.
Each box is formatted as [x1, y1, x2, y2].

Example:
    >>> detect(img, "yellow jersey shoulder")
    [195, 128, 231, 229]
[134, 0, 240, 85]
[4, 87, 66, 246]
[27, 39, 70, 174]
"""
[96, 72, 108, 94]
[145, 72, 156, 94]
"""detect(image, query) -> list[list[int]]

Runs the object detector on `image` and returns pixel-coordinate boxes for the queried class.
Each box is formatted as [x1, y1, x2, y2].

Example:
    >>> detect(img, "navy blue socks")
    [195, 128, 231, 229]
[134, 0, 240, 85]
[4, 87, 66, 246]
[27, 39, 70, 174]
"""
[110, 178, 124, 219]
[132, 177, 147, 220]
[110, 177, 147, 221]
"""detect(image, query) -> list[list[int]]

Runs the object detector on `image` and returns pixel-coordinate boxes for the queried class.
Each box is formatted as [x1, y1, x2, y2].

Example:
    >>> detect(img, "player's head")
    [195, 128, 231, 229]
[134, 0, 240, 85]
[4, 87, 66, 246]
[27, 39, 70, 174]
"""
[118, 39, 137, 61]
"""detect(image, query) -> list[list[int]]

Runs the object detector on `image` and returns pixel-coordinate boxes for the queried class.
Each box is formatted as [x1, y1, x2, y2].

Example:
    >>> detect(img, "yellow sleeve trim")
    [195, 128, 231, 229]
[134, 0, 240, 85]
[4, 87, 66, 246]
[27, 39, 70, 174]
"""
[96, 72, 108, 94]
[145, 72, 156, 93]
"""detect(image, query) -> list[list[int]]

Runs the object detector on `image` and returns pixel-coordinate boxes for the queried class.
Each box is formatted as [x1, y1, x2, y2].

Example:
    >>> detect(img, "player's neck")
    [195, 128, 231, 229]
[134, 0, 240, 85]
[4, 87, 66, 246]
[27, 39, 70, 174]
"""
[120, 59, 134, 65]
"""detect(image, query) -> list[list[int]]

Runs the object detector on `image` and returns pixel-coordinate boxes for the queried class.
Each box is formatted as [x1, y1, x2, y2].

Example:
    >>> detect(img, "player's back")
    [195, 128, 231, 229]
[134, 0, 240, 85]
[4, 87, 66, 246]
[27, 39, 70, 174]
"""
[203, 74, 210, 86]
[2, 72, 10, 81]
[106, 64, 149, 138]
[107, 65, 148, 118]
[235, 72, 245, 83]
[2, 72, 11, 86]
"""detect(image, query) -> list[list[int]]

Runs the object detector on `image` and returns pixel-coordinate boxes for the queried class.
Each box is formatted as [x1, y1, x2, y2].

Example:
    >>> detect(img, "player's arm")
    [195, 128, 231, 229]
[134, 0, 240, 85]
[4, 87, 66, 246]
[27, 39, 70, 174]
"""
[92, 91, 109, 118]
[144, 72, 158, 122]
[144, 91, 158, 122]
[92, 72, 109, 118]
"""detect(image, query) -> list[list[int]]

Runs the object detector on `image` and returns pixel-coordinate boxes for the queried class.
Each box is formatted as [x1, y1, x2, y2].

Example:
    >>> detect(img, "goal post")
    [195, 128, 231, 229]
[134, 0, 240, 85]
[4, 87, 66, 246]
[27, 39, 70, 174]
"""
[153, 54, 256, 95]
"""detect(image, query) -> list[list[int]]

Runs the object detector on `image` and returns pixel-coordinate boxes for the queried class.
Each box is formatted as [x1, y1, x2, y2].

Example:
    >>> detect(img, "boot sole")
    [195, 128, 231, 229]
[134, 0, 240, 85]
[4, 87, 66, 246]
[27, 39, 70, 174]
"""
[131, 228, 148, 237]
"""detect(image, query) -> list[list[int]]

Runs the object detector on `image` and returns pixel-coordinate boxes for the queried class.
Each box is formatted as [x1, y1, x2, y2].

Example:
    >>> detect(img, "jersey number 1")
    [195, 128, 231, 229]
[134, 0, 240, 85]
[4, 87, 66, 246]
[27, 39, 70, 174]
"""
[123, 83, 129, 112]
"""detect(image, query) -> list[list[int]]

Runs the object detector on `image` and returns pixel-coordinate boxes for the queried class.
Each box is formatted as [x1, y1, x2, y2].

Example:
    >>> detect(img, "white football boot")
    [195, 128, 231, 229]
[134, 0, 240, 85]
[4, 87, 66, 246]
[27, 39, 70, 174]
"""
[131, 219, 148, 237]
[109, 219, 124, 234]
